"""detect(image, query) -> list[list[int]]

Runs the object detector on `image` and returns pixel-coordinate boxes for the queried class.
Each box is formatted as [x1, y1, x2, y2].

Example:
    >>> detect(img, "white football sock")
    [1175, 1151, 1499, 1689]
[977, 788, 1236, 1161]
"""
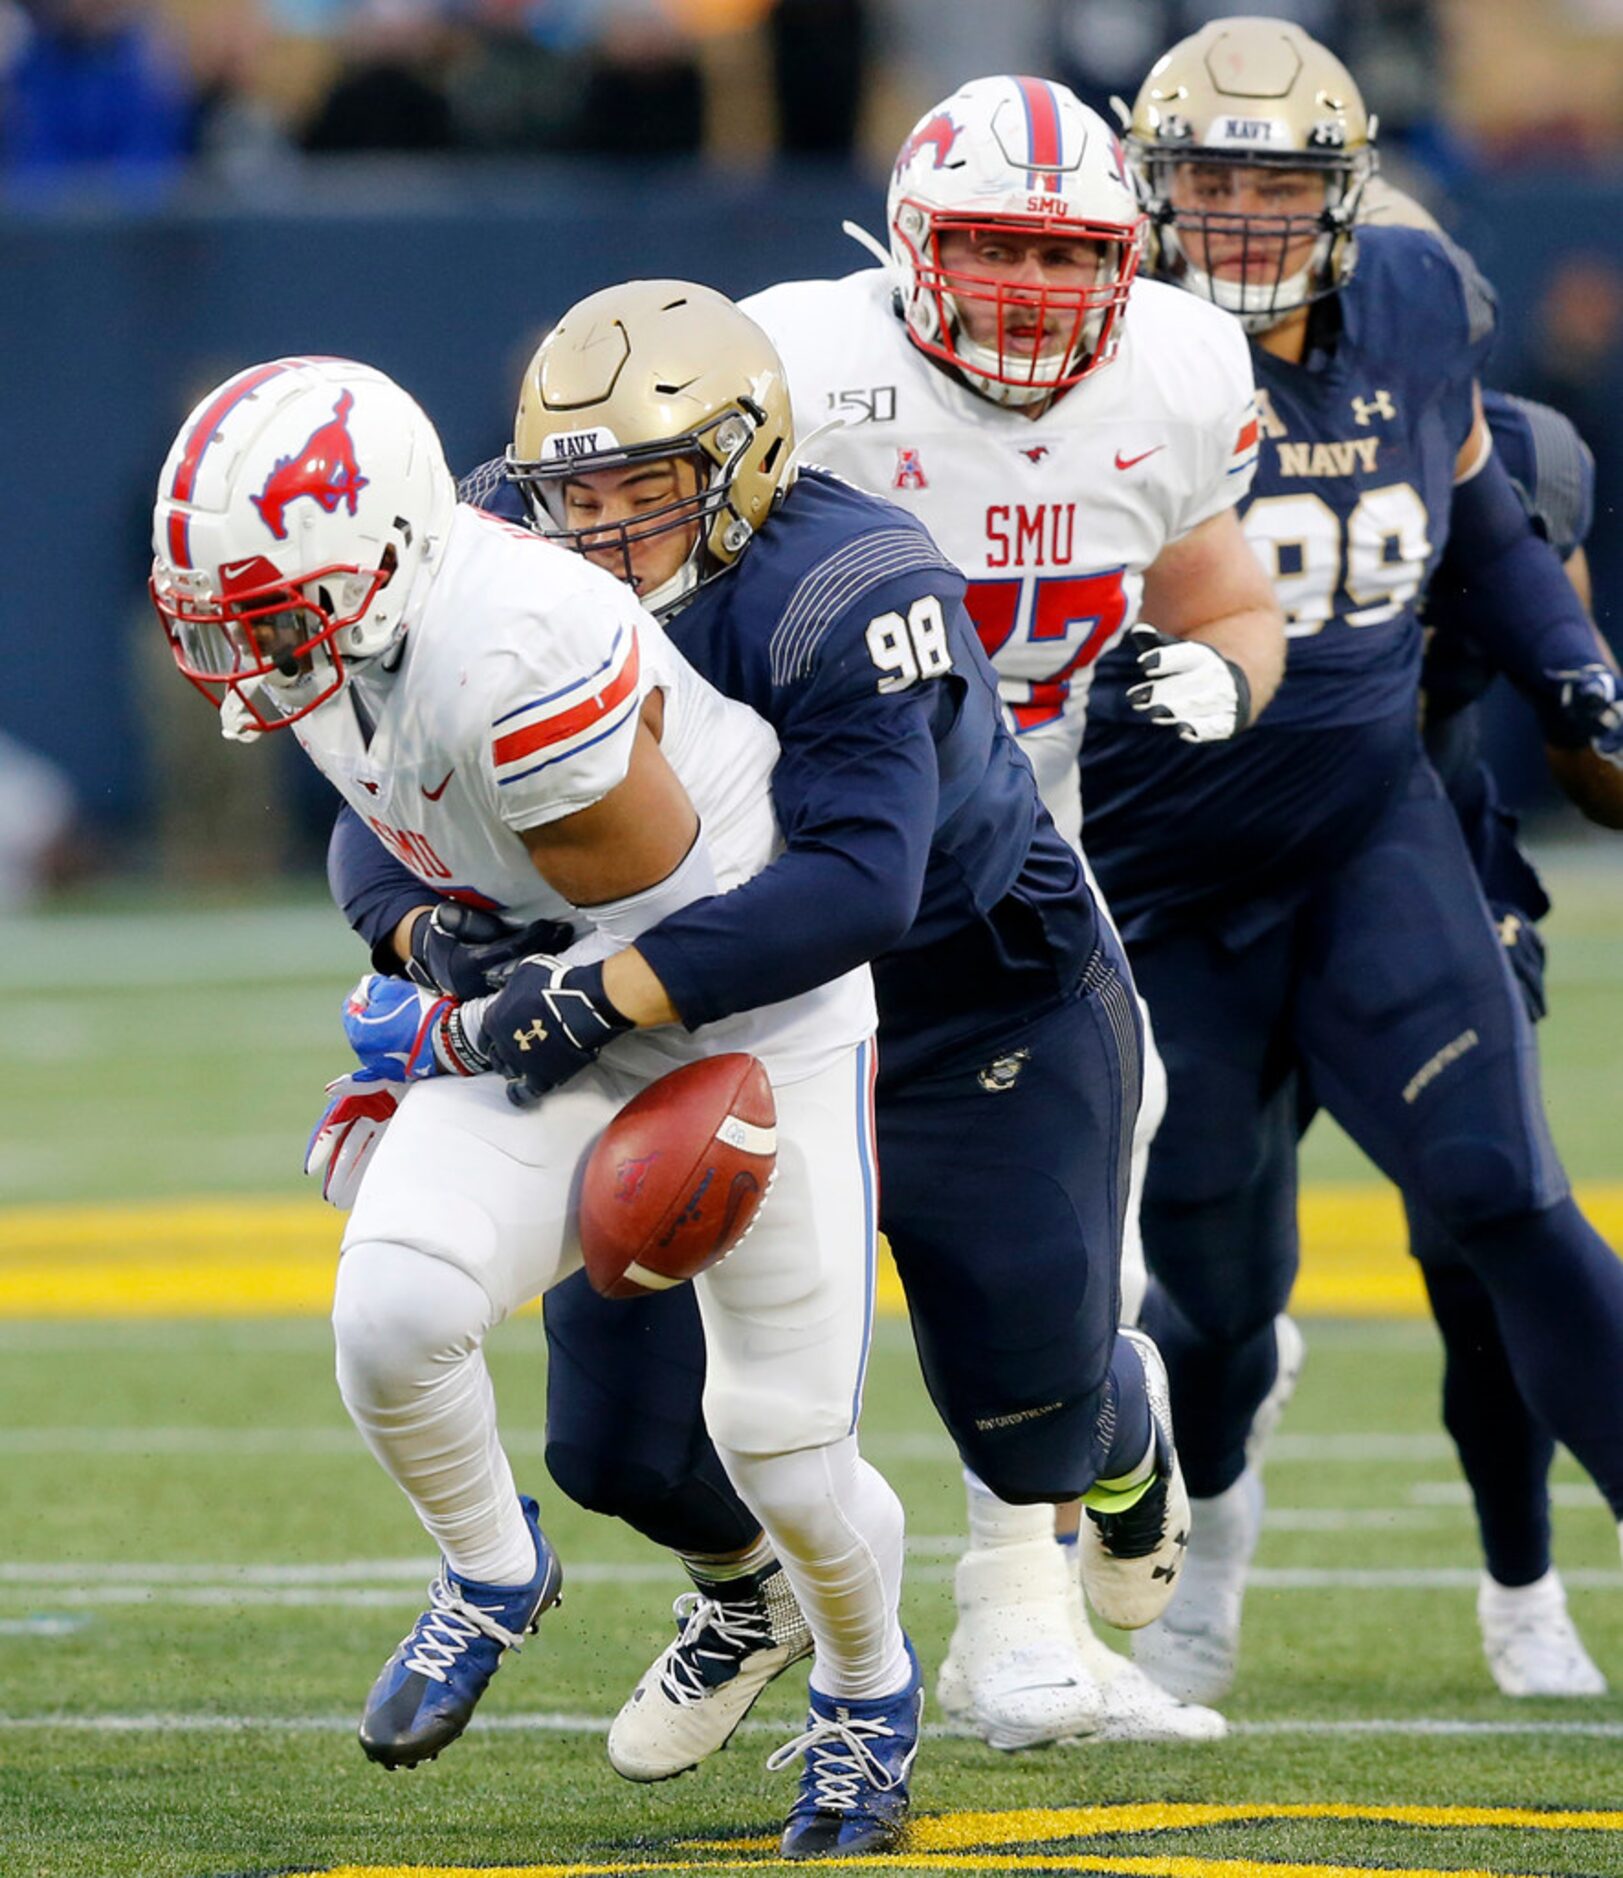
[720, 1434, 909, 1701]
[333, 1239, 536, 1586]
[964, 1468, 1054, 1550]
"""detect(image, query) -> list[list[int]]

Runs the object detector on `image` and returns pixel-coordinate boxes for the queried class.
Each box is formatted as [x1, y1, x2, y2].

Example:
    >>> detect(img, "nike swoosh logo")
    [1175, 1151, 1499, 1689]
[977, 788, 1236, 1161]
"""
[421, 770, 455, 801]
[1005, 1679, 1082, 1694]
[1114, 446, 1165, 471]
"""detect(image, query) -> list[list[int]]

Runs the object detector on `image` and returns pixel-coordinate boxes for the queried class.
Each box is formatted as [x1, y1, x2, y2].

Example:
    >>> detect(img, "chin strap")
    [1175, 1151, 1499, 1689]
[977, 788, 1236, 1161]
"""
[842, 219, 894, 269]
[219, 691, 266, 743]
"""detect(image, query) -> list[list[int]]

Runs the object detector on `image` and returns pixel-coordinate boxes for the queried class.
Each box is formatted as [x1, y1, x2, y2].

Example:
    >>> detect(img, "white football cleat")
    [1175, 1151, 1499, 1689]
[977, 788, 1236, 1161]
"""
[1078, 1328, 1191, 1631]
[1061, 1544, 1227, 1742]
[936, 1537, 1104, 1750]
[1477, 1570, 1608, 1698]
[1130, 1465, 1263, 1706]
[607, 1562, 812, 1781]
[1247, 1314, 1305, 1467]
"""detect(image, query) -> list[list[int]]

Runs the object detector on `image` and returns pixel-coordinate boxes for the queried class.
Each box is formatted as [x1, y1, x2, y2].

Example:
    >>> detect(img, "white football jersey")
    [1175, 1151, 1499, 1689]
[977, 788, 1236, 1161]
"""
[744, 267, 1259, 840]
[292, 504, 874, 1083]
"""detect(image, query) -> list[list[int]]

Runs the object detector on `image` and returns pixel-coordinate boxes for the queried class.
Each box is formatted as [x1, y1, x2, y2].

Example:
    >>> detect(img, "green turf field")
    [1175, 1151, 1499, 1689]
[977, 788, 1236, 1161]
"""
[2, 1317, 1620, 1878]
[1, 847, 1621, 1876]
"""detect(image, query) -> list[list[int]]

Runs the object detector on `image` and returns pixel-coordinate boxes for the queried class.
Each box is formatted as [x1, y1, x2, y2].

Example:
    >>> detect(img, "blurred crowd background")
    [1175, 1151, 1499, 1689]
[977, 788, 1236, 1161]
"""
[2, 0, 1621, 895]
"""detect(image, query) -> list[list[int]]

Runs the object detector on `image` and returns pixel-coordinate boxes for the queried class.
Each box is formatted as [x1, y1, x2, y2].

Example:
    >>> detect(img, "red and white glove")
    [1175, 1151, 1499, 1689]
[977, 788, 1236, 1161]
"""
[304, 1071, 402, 1210]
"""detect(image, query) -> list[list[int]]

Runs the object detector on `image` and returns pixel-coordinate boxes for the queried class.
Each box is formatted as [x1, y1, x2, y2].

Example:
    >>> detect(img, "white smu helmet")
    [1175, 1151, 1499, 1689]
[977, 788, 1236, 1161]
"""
[151, 356, 456, 734]
[887, 75, 1145, 407]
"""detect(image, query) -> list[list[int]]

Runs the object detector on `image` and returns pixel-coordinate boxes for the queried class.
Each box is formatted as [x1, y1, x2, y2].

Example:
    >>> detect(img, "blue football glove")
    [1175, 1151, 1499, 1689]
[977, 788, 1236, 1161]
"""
[406, 903, 575, 1001]
[1545, 663, 1623, 766]
[477, 954, 634, 1106]
[341, 974, 483, 1082]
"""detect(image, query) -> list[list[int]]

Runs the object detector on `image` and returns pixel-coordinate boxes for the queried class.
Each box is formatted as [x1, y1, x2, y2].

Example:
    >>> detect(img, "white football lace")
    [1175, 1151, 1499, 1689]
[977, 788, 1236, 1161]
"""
[656, 1590, 774, 1705]
[399, 1569, 529, 1683]
[766, 1711, 907, 1810]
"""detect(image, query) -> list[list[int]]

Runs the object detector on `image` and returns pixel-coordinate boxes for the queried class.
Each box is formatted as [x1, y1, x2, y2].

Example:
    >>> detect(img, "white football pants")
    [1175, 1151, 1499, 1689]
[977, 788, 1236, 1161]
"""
[331, 1040, 907, 1697]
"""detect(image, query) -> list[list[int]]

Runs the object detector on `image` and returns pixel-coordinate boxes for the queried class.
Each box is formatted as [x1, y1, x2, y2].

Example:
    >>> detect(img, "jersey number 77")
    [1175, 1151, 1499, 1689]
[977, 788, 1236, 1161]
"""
[964, 568, 1130, 730]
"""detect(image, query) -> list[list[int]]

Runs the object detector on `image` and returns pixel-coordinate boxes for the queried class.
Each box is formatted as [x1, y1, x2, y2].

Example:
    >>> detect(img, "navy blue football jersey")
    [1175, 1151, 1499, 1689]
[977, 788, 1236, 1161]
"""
[635, 468, 1099, 1080]
[1082, 227, 1496, 941]
[1423, 390, 1597, 727]
[1094, 225, 1494, 733]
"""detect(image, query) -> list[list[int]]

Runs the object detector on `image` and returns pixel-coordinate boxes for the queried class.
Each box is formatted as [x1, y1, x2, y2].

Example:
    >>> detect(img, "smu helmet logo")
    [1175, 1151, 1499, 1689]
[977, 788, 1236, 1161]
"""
[251, 390, 370, 541]
[895, 112, 959, 176]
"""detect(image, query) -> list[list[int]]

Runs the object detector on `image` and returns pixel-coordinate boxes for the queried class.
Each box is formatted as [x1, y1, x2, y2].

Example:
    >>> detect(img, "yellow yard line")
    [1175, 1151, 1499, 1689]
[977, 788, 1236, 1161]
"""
[2, 1187, 1622, 1318]
[304, 1799, 1623, 1876]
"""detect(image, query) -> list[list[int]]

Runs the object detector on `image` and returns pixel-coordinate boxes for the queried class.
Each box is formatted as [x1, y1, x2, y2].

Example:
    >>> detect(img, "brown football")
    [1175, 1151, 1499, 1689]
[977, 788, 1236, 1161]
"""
[579, 1053, 778, 1300]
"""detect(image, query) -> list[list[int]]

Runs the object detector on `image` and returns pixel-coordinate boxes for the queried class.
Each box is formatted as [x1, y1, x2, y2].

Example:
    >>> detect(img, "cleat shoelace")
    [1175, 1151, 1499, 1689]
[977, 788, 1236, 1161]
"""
[1087, 1472, 1171, 1561]
[766, 1712, 907, 1813]
[399, 1570, 533, 1683]
[656, 1591, 775, 1705]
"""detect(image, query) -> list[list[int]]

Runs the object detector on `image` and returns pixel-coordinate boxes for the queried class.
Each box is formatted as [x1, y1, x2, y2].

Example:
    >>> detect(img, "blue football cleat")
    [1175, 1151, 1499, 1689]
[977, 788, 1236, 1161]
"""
[358, 1495, 563, 1768]
[768, 1636, 922, 1858]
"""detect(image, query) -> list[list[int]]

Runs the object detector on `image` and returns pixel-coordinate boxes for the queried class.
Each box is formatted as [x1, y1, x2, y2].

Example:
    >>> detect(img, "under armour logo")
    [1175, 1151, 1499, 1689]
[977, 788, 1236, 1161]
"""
[1152, 1528, 1190, 1581]
[512, 1018, 549, 1050]
[1351, 389, 1396, 425]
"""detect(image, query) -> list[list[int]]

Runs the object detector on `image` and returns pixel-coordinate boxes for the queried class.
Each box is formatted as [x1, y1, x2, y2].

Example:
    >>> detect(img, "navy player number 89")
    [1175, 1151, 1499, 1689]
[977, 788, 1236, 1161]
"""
[867, 594, 954, 693]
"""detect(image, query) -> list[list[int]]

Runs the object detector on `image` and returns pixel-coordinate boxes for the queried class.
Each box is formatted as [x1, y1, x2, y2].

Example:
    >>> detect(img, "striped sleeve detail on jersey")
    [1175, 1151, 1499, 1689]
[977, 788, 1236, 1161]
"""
[491, 625, 640, 786]
[769, 528, 958, 684]
[1511, 394, 1597, 558]
[1227, 402, 1261, 476]
[457, 455, 509, 508]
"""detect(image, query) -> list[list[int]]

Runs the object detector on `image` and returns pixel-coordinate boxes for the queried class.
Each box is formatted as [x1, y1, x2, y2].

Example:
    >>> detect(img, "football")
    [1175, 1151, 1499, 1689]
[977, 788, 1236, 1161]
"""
[579, 1053, 778, 1299]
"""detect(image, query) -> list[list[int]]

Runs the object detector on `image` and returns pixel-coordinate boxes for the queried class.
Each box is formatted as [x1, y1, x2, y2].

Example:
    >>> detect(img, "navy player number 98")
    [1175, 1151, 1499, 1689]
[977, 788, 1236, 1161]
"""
[866, 594, 954, 693]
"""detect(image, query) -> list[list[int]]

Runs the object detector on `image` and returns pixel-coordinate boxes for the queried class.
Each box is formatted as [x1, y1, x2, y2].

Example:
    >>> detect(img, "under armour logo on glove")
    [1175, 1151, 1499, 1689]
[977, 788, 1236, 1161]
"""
[479, 955, 633, 1106]
[1546, 663, 1623, 767]
[1126, 622, 1252, 743]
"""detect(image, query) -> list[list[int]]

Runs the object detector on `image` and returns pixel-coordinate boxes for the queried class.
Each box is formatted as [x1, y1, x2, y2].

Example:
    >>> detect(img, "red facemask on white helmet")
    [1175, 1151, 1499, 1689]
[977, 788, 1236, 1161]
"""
[887, 75, 1145, 408]
[150, 357, 456, 735]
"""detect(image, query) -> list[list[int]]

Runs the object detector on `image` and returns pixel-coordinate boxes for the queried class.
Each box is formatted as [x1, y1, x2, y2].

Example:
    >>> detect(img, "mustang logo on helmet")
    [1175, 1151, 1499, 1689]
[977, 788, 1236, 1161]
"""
[250, 390, 371, 541]
[895, 111, 960, 177]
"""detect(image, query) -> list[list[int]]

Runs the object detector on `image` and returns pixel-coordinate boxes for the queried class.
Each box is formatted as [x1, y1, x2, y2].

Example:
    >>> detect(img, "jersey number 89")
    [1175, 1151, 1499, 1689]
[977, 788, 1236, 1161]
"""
[867, 594, 954, 693]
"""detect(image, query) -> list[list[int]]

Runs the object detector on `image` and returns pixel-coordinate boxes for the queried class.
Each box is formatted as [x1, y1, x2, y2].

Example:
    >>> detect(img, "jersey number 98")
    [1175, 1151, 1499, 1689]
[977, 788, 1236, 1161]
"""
[867, 594, 954, 693]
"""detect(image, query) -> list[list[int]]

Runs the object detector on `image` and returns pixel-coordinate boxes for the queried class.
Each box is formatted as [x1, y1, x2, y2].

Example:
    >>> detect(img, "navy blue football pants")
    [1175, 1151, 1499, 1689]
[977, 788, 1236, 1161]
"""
[544, 941, 1143, 1552]
[1132, 757, 1623, 1516]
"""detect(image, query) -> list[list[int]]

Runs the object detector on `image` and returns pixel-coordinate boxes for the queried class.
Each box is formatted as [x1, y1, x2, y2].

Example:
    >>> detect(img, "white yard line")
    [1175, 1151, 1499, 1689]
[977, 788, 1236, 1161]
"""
[0, 1710, 1619, 1740]
[4, 1563, 1620, 1600]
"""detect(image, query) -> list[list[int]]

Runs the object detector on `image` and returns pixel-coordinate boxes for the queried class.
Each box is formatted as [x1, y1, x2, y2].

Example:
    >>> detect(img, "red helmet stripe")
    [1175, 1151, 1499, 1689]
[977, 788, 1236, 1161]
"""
[164, 360, 297, 568]
[1014, 75, 1063, 192]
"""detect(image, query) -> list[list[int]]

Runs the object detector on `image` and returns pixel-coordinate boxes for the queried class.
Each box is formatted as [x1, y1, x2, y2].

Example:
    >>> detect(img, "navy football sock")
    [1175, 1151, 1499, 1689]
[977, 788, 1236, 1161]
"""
[1454, 1196, 1623, 1518]
[1093, 1332, 1153, 1485]
[1138, 1279, 1276, 1498]
[1415, 1244, 1554, 1586]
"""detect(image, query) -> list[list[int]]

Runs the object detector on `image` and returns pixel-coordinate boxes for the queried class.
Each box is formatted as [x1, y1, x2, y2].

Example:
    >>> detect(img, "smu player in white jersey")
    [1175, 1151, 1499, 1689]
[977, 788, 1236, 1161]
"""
[149, 357, 920, 1852]
[741, 75, 1285, 1749]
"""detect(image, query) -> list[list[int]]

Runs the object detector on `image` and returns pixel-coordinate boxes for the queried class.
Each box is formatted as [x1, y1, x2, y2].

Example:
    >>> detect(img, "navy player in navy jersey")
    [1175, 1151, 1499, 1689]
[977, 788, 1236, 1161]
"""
[1076, 17, 1623, 1707]
[323, 280, 1271, 1836]
[1395, 386, 1610, 1695]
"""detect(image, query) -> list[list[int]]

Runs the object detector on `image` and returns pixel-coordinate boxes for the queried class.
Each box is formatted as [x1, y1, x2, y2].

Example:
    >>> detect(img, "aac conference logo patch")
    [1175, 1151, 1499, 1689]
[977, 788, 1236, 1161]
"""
[293, 1799, 1623, 1877]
